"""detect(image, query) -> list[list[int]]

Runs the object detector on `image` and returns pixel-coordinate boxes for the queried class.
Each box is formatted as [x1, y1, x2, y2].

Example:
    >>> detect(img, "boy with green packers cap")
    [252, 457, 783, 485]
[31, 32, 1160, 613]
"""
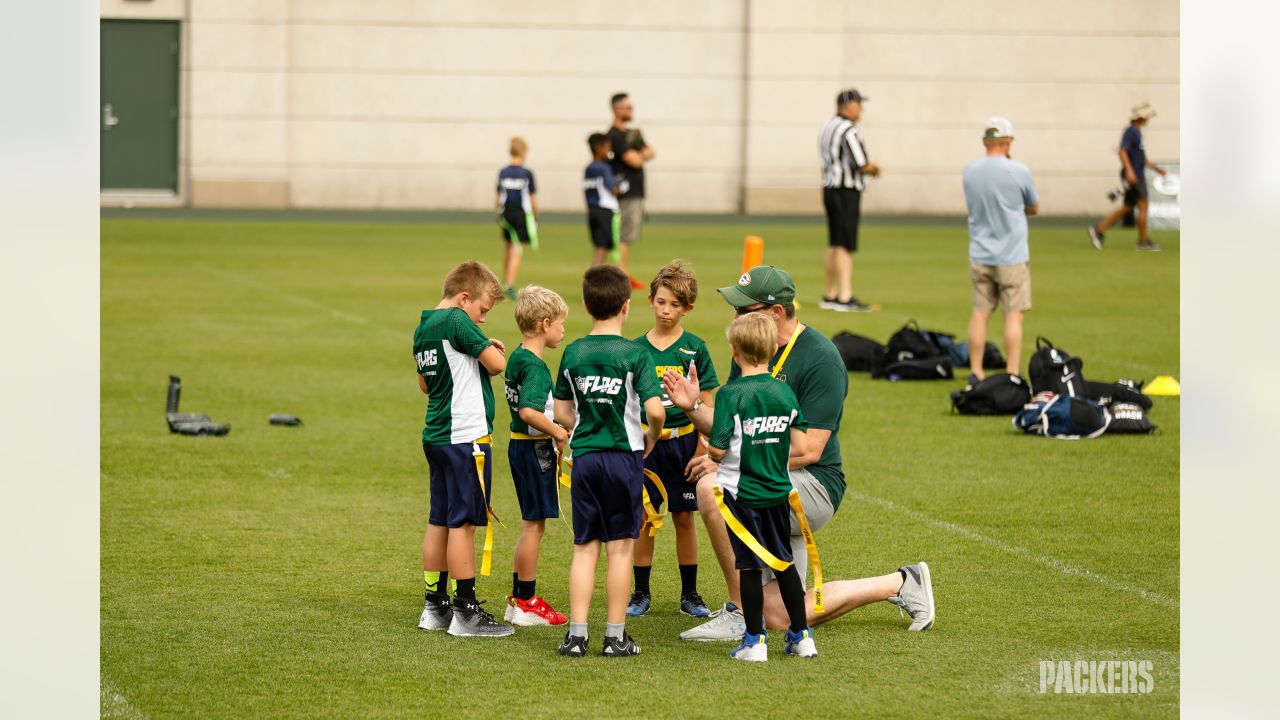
[708, 312, 817, 661]
[552, 264, 666, 657]
[501, 285, 570, 627]
[413, 261, 514, 638]
[626, 260, 718, 619]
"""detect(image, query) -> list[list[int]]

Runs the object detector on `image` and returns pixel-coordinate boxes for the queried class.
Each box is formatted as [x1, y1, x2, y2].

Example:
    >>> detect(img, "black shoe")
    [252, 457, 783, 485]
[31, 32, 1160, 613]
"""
[558, 631, 588, 657]
[447, 597, 515, 637]
[818, 296, 841, 311]
[1088, 226, 1105, 250]
[602, 632, 642, 657]
[843, 297, 876, 313]
[1136, 240, 1162, 252]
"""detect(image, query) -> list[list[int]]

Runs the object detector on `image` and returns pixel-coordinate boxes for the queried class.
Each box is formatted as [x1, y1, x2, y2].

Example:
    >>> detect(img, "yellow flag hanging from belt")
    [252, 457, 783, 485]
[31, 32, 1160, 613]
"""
[712, 484, 824, 613]
[641, 469, 668, 537]
[471, 437, 504, 577]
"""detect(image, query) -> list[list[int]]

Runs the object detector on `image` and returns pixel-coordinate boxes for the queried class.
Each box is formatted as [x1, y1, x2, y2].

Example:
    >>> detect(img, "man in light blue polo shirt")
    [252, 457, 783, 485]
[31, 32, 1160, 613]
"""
[962, 116, 1039, 381]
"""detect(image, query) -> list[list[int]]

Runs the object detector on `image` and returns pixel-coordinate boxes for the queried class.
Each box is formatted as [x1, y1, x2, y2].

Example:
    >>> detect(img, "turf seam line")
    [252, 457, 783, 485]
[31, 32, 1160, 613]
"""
[846, 489, 1179, 609]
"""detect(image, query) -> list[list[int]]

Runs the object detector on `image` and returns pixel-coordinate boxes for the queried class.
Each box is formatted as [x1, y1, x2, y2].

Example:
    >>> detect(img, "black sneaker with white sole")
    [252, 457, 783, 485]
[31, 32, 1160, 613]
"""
[843, 297, 876, 313]
[602, 633, 642, 657]
[558, 632, 588, 657]
[1137, 240, 1162, 252]
[447, 597, 515, 637]
[819, 296, 842, 311]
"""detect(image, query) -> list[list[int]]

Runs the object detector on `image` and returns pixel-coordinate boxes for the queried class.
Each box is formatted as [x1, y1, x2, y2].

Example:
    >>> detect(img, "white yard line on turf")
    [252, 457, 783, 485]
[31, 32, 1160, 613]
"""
[846, 489, 1179, 609]
[101, 677, 146, 720]
[207, 267, 373, 327]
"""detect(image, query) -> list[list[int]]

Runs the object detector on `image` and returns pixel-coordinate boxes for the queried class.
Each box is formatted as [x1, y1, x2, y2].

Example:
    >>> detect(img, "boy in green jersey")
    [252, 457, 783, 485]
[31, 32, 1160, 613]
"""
[627, 261, 718, 619]
[412, 261, 513, 638]
[552, 265, 665, 657]
[708, 313, 817, 661]
[501, 286, 570, 627]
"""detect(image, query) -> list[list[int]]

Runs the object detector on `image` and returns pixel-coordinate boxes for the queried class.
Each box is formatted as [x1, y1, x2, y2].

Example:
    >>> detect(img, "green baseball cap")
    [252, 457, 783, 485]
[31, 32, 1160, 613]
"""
[717, 265, 796, 307]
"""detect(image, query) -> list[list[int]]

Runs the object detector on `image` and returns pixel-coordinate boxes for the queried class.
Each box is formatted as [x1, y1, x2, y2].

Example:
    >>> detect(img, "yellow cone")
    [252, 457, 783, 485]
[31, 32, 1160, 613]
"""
[1143, 375, 1180, 397]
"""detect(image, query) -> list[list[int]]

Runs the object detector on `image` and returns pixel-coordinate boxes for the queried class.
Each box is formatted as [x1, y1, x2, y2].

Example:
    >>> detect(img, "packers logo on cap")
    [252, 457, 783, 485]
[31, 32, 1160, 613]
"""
[738, 273, 751, 286]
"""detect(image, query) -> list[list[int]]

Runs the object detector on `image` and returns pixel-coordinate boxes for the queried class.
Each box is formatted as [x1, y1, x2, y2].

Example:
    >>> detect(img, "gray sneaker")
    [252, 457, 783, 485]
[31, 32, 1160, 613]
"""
[447, 598, 515, 637]
[678, 602, 746, 642]
[888, 562, 935, 631]
[417, 593, 452, 631]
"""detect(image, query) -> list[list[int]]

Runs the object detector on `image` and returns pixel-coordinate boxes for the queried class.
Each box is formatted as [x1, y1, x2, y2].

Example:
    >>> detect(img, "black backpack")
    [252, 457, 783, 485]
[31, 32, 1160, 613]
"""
[832, 332, 885, 372]
[883, 320, 939, 363]
[1104, 402, 1158, 434]
[951, 373, 1031, 415]
[880, 356, 955, 380]
[1085, 379, 1153, 410]
[1028, 337, 1086, 397]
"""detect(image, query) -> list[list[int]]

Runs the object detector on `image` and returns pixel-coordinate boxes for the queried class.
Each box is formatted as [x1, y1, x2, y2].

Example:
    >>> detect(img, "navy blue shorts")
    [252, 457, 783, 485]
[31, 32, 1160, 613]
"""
[722, 492, 795, 571]
[642, 431, 700, 513]
[570, 450, 644, 544]
[424, 442, 492, 528]
[509, 438, 559, 521]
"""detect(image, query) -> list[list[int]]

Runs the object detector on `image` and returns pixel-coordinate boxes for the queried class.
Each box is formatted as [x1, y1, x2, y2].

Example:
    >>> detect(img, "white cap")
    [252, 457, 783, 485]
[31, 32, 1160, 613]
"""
[1130, 102, 1157, 121]
[983, 116, 1014, 139]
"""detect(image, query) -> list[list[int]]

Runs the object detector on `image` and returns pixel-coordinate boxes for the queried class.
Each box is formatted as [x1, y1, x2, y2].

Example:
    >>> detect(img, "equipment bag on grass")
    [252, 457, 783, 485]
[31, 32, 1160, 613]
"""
[880, 356, 954, 381]
[938, 339, 1007, 371]
[1013, 392, 1111, 439]
[832, 332, 885, 373]
[1028, 337, 1086, 397]
[1105, 402, 1158, 434]
[950, 373, 1031, 415]
[1085, 379, 1153, 410]
[883, 320, 940, 363]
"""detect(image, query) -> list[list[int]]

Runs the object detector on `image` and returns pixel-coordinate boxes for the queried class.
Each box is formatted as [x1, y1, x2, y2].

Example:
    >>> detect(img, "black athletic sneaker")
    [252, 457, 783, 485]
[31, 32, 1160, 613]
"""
[819, 296, 842, 311]
[602, 633, 642, 657]
[447, 597, 515, 637]
[557, 632, 588, 658]
[843, 297, 876, 313]
[1136, 240, 1162, 252]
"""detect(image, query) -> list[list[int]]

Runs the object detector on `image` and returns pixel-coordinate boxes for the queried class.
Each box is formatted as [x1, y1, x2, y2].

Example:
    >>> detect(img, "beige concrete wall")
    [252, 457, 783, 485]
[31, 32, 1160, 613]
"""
[102, 0, 1179, 215]
[743, 0, 1180, 215]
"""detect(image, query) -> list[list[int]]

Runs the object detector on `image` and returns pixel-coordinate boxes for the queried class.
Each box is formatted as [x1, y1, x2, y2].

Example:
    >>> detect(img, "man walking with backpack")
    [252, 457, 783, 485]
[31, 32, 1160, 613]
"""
[962, 116, 1039, 382]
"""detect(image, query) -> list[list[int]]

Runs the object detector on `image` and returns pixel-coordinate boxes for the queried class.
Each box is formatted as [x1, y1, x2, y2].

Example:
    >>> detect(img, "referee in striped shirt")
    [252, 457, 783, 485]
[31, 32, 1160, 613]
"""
[819, 89, 881, 312]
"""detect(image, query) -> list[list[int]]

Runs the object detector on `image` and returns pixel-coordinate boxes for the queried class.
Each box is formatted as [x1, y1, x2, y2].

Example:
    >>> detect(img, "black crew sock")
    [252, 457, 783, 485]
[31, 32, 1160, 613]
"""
[678, 564, 698, 596]
[633, 565, 652, 595]
[776, 566, 809, 633]
[454, 577, 477, 603]
[511, 571, 519, 598]
[516, 579, 536, 601]
[740, 569, 765, 636]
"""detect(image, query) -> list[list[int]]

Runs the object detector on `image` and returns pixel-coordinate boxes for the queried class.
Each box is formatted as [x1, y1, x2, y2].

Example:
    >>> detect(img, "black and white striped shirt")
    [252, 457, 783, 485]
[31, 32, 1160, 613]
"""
[819, 115, 869, 191]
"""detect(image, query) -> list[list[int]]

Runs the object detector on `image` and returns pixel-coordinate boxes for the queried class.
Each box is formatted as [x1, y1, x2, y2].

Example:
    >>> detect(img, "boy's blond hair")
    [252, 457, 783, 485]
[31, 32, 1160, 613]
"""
[648, 260, 698, 306]
[514, 285, 568, 335]
[726, 313, 778, 366]
[442, 261, 504, 302]
[510, 136, 528, 157]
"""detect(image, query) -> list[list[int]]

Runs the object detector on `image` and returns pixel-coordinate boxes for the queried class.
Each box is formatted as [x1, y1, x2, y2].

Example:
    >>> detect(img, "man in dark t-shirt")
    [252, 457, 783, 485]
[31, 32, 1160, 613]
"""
[1088, 102, 1170, 252]
[607, 93, 656, 285]
[664, 265, 937, 640]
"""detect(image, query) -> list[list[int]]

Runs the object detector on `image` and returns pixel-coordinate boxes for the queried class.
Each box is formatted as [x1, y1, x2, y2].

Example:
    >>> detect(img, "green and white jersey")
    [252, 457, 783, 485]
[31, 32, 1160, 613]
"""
[728, 324, 848, 509]
[411, 307, 495, 445]
[633, 330, 719, 430]
[505, 345, 554, 436]
[709, 374, 807, 508]
[553, 334, 661, 457]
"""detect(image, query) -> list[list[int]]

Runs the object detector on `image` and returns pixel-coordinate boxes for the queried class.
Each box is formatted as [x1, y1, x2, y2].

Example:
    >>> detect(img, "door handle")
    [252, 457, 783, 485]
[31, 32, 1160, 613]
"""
[103, 103, 119, 129]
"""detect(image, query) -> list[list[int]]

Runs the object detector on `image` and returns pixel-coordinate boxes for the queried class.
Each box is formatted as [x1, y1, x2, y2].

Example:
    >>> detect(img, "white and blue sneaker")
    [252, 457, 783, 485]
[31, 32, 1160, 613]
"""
[730, 631, 768, 662]
[784, 627, 818, 658]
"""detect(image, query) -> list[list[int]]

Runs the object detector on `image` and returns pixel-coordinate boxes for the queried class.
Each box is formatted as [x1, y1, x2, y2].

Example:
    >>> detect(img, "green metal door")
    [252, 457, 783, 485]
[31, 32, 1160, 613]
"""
[101, 20, 180, 192]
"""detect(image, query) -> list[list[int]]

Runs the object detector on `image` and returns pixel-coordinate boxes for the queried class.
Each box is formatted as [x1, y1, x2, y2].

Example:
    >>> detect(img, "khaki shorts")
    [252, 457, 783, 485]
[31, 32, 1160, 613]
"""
[619, 198, 644, 245]
[971, 262, 1031, 313]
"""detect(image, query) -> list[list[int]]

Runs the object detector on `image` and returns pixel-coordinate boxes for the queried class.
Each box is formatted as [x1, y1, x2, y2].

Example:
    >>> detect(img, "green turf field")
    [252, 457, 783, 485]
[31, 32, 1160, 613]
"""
[101, 214, 1178, 718]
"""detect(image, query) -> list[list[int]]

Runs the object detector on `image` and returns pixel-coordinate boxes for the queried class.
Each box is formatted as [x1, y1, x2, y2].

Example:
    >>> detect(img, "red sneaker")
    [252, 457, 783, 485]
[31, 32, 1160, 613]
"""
[511, 595, 568, 627]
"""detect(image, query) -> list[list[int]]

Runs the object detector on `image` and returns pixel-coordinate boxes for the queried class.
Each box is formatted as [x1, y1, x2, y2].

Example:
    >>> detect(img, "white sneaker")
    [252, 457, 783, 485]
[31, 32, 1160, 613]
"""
[679, 603, 746, 642]
[503, 595, 515, 623]
[784, 627, 818, 658]
[417, 594, 452, 631]
[730, 632, 768, 662]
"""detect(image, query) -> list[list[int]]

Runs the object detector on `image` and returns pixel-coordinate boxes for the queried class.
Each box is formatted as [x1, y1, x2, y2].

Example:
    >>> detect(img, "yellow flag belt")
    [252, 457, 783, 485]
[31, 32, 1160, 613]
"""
[712, 484, 824, 613]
